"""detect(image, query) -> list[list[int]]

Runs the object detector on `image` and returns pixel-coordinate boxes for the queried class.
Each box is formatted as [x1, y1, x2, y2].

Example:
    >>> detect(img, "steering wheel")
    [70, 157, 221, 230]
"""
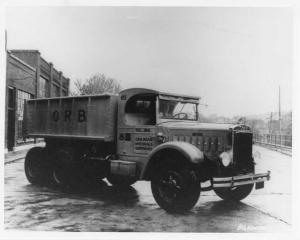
[172, 112, 188, 119]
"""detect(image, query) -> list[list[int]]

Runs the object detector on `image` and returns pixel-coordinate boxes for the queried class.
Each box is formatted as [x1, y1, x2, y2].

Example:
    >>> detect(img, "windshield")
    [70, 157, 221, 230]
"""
[159, 99, 198, 121]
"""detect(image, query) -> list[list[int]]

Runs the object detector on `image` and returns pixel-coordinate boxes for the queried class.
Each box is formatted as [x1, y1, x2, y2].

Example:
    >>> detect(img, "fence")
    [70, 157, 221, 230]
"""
[253, 133, 292, 150]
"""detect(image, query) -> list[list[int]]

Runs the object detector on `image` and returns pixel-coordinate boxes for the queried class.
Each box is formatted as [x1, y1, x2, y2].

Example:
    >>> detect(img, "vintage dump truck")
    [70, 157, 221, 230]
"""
[23, 88, 270, 212]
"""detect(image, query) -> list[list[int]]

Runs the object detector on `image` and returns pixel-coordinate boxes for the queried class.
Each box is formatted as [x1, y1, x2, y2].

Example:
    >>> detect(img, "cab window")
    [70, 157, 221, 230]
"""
[124, 94, 156, 126]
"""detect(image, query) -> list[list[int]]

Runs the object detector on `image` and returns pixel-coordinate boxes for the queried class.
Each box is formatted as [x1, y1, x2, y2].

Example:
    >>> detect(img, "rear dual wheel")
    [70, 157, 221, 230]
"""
[24, 146, 69, 187]
[25, 147, 104, 189]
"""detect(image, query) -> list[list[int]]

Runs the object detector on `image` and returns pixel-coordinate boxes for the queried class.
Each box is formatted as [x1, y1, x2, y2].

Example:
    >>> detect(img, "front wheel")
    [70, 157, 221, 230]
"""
[151, 164, 200, 213]
[214, 184, 254, 201]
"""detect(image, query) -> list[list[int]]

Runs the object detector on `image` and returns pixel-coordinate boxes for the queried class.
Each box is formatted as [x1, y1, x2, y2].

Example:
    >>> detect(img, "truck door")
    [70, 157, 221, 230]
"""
[117, 91, 158, 160]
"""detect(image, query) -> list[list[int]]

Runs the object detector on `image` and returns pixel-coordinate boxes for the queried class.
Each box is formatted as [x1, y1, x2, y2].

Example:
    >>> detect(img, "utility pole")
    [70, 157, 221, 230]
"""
[5, 29, 7, 51]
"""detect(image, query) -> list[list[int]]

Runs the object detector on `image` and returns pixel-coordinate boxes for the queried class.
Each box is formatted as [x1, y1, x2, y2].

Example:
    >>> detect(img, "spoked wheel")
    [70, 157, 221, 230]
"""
[24, 147, 52, 185]
[214, 184, 254, 201]
[151, 163, 200, 213]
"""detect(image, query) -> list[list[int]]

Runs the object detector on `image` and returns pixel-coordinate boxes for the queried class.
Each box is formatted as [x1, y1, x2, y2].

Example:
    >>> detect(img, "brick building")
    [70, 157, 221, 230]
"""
[6, 50, 70, 151]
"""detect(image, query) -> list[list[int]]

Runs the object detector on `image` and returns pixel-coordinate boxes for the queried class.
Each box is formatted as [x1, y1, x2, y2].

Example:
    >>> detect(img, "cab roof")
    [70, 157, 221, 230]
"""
[120, 88, 200, 101]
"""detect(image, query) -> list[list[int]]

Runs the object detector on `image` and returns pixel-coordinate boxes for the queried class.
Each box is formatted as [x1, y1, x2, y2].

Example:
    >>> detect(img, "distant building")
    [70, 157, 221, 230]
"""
[5, 50, 70, 151]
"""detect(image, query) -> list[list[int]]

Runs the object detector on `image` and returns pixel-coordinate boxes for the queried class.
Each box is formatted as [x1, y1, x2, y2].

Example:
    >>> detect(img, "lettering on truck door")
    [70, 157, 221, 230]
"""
[133, 128, 155, 154]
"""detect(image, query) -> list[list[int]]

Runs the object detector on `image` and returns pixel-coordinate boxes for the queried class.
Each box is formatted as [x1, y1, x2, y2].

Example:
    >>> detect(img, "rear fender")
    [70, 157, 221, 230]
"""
[141, 141, 205, 180]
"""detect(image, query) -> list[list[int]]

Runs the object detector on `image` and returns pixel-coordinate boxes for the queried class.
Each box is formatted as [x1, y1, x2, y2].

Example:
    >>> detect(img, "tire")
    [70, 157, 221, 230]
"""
[214, 184, 254, 201]
[52, 148, 79, 188]
[151, 162, 200, 213]
[24, 147, 52, 185]
[52, 148, 105, 190]
[107, 174, 137, 187]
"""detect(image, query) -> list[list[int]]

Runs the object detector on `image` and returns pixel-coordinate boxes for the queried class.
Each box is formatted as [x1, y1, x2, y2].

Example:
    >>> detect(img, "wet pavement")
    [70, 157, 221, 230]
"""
[4, 145, 292, 232]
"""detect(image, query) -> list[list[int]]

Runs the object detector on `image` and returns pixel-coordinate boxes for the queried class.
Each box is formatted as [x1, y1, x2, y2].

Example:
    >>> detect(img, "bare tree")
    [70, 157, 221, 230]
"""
[72, 73, 122, 95]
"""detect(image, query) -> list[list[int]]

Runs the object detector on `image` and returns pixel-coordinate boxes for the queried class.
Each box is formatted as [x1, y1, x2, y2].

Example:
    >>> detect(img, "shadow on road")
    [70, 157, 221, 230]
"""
[22, 180, 251, 215]
[23, 180, 140, 207]
[193, 198, 253, 217]
[19, 176, 252, 218]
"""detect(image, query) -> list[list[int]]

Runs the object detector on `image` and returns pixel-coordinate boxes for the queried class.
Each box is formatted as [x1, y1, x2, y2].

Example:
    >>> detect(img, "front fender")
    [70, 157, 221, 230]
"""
[141, 141, 205, 179]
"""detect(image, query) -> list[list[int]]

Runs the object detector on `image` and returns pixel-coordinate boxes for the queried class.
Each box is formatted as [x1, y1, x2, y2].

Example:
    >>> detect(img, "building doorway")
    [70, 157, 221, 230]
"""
[16, 90, 33, 145]
[7, 87, 15, 151]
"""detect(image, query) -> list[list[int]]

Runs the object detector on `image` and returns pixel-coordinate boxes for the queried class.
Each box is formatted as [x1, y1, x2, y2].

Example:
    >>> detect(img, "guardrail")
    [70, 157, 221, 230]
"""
[253, 134, 292, 156]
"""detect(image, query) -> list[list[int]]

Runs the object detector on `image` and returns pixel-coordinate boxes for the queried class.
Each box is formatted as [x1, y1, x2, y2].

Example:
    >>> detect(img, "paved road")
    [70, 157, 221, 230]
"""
[4, 145, 291, 232]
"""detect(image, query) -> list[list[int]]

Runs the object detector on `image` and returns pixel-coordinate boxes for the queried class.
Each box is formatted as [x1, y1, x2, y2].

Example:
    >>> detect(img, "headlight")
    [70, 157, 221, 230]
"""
[157, 132, 166, 143]
[219, 150, 233, 167]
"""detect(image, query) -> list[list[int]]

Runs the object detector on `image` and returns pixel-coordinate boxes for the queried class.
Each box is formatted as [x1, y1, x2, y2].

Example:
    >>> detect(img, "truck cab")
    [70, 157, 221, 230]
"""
[116, 88, 201, 177]
[23, 88, 270, 213]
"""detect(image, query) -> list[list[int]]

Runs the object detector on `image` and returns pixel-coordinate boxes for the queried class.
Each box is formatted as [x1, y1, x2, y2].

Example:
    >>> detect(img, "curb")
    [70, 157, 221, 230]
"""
[4, 142, 45, 165]
[5, 156, 25, 165]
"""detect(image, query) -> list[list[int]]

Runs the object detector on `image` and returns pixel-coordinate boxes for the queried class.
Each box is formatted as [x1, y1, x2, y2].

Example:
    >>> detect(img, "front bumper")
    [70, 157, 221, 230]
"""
[212, 171, 271, 188]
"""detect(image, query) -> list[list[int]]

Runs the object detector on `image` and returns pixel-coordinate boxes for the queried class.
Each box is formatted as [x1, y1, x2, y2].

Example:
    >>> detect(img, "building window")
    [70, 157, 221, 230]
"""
[8, 87, 14, 109]
[16, 90, 33, 143]
[39, 76, 48, 97]
[54, 85, 60, 97]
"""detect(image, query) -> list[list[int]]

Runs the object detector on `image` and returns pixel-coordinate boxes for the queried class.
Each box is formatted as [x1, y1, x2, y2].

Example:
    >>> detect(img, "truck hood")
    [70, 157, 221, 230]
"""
[158, 121, 235, 131]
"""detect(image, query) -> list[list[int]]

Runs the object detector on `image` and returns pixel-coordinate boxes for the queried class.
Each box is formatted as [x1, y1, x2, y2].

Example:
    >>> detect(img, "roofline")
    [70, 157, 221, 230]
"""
[7, 51, 37, 72]
[9, 49, 70, 80]
[10, 49, 40, 54]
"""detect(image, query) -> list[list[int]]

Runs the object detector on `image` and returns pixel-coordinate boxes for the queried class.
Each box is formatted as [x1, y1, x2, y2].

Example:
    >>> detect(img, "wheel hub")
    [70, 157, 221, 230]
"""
[158, 171, 183, 202]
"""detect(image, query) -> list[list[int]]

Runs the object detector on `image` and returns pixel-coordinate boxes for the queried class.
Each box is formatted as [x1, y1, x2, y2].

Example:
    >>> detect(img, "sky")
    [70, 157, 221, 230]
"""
[5, 6, 292, 117]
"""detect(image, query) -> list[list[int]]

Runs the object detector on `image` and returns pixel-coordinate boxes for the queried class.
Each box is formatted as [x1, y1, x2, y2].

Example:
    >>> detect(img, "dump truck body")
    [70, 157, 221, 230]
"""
[24, 94, 118, 142]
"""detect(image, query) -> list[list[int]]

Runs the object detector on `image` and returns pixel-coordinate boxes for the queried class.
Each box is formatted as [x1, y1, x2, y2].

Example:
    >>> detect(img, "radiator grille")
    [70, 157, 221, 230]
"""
[233, 132, 253, 171]
[172, 135, 223, 154]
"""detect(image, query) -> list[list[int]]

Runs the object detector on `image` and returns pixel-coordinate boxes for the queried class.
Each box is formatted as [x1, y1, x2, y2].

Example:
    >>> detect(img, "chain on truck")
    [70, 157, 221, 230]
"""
[23, 88, 270, 212]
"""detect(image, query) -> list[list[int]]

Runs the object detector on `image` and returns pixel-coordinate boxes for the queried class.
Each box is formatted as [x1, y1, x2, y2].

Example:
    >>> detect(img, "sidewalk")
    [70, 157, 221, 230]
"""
[4, 142, 45, 164]
[254, 143, 292, 156]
